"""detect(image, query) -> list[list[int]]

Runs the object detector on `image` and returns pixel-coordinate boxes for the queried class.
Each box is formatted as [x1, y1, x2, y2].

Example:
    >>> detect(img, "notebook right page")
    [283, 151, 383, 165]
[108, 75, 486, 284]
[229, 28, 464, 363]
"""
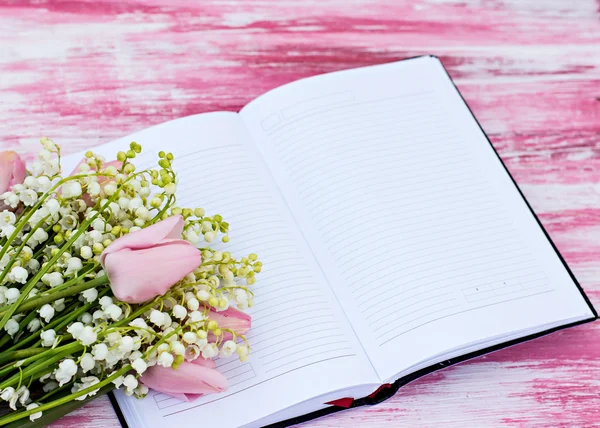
[240, 56, 595, 381]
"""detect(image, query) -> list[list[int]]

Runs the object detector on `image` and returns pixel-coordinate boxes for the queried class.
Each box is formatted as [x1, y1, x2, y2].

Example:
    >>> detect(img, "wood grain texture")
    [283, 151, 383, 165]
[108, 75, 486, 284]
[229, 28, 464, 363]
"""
[0, 0, 598, 426]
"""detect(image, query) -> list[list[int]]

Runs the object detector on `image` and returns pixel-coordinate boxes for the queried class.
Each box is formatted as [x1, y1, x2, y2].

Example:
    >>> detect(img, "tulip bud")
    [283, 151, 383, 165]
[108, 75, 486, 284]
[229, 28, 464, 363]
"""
[140, 358, 227, 402]
[100, 215, 201, 303]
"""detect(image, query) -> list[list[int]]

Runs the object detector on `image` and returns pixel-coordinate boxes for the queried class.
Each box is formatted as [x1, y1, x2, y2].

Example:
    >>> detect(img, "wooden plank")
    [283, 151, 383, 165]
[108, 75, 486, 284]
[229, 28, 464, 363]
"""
[0, 0, 598, 426]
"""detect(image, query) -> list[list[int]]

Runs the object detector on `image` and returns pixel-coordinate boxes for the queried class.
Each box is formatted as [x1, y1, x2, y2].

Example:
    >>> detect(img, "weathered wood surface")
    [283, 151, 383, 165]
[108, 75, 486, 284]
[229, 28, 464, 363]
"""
[0, 0, 599, 426]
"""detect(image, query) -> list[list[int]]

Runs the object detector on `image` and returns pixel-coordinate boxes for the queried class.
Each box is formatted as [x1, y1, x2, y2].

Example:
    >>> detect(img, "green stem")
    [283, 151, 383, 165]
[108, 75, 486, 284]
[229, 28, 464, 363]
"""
[0, 167, 135, 334]
[44, 263, 98, 295]
[143, 323, 181, 359]
[0, 290, 111, 377]
[0, 174, 95, 265]
[37, 380, 75, 402]
[0, 349, 56, 378]
[0, 309, 39, 349]
[149, 194, 176, 225]
[0, 342, 82, 390]
[0, 215, 50, 286]
[0, 365, 129, 426]
[51, 288, 111, 335]
[0, 275, 109, 317]
[5, 287, 109, 356]
[112, 299, 157, 328]
[0, 349, 46, 366]
[5, 299, 81, 352]
[0, 193, 119, 331]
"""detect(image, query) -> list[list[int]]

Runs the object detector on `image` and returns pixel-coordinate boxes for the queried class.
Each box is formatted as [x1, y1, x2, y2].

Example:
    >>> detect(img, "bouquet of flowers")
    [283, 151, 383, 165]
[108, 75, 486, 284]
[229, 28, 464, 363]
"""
[0, 139, 260, 426]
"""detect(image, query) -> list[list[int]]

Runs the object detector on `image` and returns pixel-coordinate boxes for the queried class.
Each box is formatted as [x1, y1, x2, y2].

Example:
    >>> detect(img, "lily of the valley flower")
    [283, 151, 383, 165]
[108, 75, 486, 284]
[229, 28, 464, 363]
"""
[100, 215, 201, 303]
[0, 151, 26, 194]
[69, 158, 122, 182]
[140, 357, 227, 401]
[69, 158, 122, 206]
[0, 140, 260, 426]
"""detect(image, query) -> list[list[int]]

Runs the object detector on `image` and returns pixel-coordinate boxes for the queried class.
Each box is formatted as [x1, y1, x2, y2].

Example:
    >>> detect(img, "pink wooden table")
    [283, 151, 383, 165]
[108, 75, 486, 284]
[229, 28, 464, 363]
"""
[1, 0, 599, 426]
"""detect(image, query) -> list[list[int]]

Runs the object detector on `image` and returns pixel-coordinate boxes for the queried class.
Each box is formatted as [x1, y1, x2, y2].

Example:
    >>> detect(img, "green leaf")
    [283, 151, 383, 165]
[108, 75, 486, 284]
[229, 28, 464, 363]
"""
[4, 385, 115, 428]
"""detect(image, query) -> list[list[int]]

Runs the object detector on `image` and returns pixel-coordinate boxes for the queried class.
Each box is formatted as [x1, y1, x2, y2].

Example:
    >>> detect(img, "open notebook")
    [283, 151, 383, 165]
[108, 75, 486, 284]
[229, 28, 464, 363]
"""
[62, 56, 596, 428]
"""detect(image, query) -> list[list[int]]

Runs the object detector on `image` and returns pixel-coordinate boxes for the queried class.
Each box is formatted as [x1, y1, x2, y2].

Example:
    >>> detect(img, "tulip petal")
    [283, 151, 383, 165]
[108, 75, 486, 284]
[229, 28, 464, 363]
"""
[182, 393, 204, 401]
[104, 240, 200, 303]
[11, 156, 26, 189]
[208, 307, 252, 335]
[100, 215, 184, 264]
[0, 158, 12, 194]
[165, 392, 192, 402]
[191, 358, 216, 369]
[0, 151, 26, 194]
[140, 361, 227, 398]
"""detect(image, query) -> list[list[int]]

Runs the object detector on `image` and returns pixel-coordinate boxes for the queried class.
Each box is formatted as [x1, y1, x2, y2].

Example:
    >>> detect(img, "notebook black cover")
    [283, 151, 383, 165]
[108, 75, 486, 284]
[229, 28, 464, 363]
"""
[109, 55, 598, 428]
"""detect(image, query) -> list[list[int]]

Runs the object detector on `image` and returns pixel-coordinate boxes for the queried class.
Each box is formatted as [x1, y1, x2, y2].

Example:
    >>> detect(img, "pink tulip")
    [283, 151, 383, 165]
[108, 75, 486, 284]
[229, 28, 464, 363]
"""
[140, 357, 227, 401]
[101, 215, 201, 303]
[207, 306, 251, 341]
[0, 151, 26, 194]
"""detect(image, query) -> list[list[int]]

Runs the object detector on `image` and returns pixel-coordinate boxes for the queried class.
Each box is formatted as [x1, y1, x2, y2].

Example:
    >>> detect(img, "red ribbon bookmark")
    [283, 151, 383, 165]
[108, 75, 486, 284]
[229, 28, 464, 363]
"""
[368, 383, 392, 399]
[325, 397, 354, 408]
[325, 383, 393, 408]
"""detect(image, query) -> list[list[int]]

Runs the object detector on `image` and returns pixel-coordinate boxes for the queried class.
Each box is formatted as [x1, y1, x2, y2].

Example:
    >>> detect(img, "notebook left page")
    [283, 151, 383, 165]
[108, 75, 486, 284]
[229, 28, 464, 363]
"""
[61, 112, 379, 428]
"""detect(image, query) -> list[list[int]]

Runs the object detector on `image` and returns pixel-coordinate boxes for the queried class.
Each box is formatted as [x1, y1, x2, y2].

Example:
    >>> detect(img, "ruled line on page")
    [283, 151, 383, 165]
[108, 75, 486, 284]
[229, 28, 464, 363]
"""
[322, 205, 506, 253]
[216, 358, 242, 371]
[377, 289, 554, 346]
[156, 363, 258, 410]
[358, 265, 540, 318]
[250, 275, 314, 294]
[250, 328, 344, 352]
[301, 171, 484, 213]
[282, 123, 460, 163]
[374, 298, 461, 336]
[332, 221, 510, 267]
[259, 340, 350, 365]
[253, 86, 556, 350]
[267, 91, 436, 140]
[325, 214, 511, 255]
[161, 355, 357, 417]
[279, 121, 455, 166]
[274, 108, 444, 151]
[368, 292, 456, 326]
[297, 154, 473, 202]
[309, 182, 495, 229]
[287, 131, 463, 180]
[252, 305, 334, 329]
[274, 103, 449, 152]
[352, 244, 529, 299]
[355, 256, 537, 306]
[167, 140, 358, 405]
[343, 222, 517, 290]
[270, 95, 436, 141]
[359, 262, 540, 314]
[248, 295, 325, 318]
[313, 182, 496, 229]
[265, 349, 355, 373]
[339, 230, 511, 273]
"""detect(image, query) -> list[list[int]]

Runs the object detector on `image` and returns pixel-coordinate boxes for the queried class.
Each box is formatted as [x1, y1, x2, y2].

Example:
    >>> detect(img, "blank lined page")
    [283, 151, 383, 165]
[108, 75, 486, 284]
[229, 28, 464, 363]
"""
[172, 135, 358, 380]
[241, 56, 594, 380]
[62, 112, 379, 428]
